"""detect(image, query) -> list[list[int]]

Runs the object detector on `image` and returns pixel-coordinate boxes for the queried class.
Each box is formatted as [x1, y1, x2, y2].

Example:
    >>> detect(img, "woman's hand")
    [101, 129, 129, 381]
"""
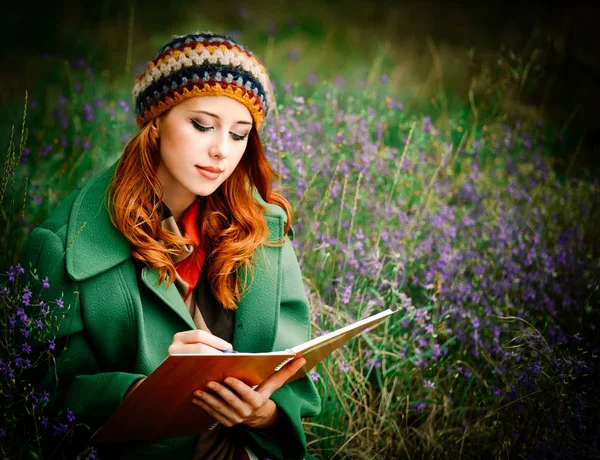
[168, 330, 233, 355]
[192, 357, 306, 429]
[124, 331, 231, 401]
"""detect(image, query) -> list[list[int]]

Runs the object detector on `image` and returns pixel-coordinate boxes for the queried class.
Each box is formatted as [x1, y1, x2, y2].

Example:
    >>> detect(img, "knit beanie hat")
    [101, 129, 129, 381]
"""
[133, 31, 275, 130]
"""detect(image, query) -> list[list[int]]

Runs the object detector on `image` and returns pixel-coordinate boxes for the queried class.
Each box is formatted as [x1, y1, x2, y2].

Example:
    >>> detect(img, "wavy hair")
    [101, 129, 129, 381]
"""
[106, 119, 292, 309]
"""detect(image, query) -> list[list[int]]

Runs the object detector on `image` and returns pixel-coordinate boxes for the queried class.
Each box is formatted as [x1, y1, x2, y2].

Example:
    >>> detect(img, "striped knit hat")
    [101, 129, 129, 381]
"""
[133, 31, 275, 130]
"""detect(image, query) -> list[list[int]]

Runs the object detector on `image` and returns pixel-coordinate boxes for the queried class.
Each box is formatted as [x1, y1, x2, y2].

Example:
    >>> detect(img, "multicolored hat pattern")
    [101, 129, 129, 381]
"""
[133, 31, 275, 130]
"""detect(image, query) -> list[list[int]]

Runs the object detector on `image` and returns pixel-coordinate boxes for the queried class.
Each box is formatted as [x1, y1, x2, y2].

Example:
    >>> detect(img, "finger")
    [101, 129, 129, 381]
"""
[192, 389, 243, 426]
[205, 381, 257, 418]
[168, 342, 223, 355]
[192, 397, 235, 427]
[172, 330, 232, 351]
[257, 357, 306, 397]
[221, 378, 264, 409]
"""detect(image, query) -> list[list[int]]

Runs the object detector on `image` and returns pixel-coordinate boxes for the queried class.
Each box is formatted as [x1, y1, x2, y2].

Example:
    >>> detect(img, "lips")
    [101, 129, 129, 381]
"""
[195, 165, 222, 180]
[196, 165, 223, 173]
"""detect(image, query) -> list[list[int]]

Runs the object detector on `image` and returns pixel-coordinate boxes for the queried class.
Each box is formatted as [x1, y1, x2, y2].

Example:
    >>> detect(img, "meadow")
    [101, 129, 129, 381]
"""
[1, 9, 599, 460]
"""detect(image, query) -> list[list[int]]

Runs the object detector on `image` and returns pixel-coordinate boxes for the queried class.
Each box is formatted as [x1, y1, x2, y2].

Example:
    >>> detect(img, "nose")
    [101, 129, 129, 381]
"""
[208, 134, 229, 160]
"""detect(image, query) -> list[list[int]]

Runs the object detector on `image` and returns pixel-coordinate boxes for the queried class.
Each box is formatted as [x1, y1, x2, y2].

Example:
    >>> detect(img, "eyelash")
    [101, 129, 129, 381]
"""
[191, 120, 247, 141]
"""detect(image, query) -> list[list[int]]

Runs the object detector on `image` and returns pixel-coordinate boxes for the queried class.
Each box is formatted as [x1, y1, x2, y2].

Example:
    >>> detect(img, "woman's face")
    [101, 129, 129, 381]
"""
[155, 96, 253, 214]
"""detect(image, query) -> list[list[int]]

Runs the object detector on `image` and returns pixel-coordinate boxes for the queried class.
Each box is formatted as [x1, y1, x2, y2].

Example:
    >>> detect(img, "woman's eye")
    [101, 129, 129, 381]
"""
[191, 120, 212, 132]
[191, 120, 246, 141]
[230, 132, 248, 142]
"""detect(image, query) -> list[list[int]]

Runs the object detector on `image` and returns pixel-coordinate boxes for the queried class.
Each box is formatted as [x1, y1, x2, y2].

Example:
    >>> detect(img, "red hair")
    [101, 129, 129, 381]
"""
[106, 120, 292, 309]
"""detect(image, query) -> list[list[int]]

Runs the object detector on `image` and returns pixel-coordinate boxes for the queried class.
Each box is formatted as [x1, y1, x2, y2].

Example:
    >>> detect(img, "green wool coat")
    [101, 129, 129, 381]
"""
[21, 160, 321, 459]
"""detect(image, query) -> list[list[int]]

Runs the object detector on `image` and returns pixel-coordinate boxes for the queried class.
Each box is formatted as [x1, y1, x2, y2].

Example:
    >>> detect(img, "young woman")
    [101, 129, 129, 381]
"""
[22, 31, 321, 459]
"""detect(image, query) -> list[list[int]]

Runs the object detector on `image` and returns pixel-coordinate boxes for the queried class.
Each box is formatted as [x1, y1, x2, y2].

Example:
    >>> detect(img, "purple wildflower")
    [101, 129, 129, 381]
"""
[118, 100, 130, 113]
[40, 144, 53, 158]
[432, 344, 441, 360]
[52, 422, 69, 437]
[334, 75, 346, 88]
[19, 147, 30, 164]
[424, 116, 432, 134]
[305, 72, 319, 86]
[341, 284, 353, 305]
[414, 398, 426, 411]
[367, 358, 381, 369]
[6, 264, 25, 281]
[83, 102, 94, 122]
[339, 360, 350, 372]
[29, 391, 39, 405]
[390, 99, 403, 110]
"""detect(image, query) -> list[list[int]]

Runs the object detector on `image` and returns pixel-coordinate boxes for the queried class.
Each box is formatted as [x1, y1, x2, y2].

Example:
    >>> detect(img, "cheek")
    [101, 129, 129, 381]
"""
[159, 130, 178, 160]
[163, 143, 199, 174]
[161, 123, 195, 156]
[221, 148, 246, 182]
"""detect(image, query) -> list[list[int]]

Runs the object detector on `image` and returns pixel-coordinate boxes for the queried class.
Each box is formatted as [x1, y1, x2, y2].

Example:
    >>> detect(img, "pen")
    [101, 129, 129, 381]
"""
[221, 349, 238, 353]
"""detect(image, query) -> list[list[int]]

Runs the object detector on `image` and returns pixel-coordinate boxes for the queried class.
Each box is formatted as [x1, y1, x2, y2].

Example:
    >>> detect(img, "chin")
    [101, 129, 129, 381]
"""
[192, 184, 221, 197]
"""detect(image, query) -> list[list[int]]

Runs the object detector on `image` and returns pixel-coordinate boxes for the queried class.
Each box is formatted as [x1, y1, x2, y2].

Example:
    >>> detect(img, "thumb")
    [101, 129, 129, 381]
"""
[257, 357, 307, 397]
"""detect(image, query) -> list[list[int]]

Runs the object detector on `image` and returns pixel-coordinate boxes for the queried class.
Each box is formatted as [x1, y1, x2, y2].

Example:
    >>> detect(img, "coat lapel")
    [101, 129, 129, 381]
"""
[141, 266, 196, 330]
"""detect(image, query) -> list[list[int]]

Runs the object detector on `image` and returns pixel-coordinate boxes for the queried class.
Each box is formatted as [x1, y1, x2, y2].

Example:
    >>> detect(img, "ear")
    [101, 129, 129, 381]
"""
[151, 118, 160, 136]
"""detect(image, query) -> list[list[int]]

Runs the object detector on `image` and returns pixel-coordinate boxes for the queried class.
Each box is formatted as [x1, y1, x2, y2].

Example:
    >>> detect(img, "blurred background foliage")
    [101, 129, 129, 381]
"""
[1, 0, 599, 177]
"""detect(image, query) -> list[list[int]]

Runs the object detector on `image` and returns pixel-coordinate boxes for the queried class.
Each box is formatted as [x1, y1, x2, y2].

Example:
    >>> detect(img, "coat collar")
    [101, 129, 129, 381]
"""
[65, 159, 131, 282]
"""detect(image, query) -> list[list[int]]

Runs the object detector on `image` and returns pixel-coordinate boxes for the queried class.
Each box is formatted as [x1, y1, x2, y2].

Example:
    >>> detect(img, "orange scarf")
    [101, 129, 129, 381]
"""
[174, 200, 206, 301]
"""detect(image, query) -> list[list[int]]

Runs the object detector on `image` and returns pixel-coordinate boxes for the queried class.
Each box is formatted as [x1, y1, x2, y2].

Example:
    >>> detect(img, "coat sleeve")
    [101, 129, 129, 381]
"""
[244, 234, 322, 460]
[21, 226, 146, 433]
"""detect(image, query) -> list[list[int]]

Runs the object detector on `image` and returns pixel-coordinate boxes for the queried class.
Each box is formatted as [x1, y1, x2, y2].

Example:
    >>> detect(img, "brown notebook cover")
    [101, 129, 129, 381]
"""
[93, 308, 397, 443]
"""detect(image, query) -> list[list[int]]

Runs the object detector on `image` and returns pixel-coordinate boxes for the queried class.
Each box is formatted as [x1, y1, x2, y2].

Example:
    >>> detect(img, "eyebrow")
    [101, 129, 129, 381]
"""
[190, 110, 253, 126]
